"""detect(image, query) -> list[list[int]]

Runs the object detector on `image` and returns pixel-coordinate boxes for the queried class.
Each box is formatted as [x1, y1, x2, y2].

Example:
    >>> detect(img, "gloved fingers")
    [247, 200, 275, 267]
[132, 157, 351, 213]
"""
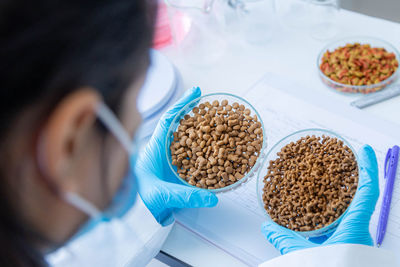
[143, 87, 201, 163]
[156, 87, 201, 134]
[261, 221, 315, 255]
[324, 218, 374, 246]
[356, 145, 379, 202]
[324, 145, 378, 246]
[345, 145, 379, 216]
[162, 183, 218, 209]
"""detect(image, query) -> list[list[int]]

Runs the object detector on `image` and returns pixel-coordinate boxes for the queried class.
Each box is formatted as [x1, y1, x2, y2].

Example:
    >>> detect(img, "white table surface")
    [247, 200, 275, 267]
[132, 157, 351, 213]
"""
[158, 7, 400, 267]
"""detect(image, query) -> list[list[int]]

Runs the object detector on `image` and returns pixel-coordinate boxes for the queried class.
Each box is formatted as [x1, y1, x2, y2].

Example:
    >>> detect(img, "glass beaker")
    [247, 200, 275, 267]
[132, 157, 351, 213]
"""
[308, 0, 339, 40]
[233, 0, 276, 45]
[275, 0, 314, 30]
[275, 0, 339, 40]
[165, 0, 227, 66]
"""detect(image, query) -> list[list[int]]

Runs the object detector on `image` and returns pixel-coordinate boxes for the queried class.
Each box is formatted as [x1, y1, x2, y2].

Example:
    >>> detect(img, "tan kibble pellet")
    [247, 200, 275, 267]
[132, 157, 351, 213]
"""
[262, 135, 358, 232]
[216, 125, 225, 132]
[170, 99, 263, 189]
[226, 166, 233, 174]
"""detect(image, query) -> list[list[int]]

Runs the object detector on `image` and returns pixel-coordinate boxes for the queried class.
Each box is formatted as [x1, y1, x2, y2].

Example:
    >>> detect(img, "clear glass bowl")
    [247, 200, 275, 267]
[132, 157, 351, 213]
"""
[256, 129, 360, 237]
[317, 36, 400, 94]
[166, 93, 268, 193]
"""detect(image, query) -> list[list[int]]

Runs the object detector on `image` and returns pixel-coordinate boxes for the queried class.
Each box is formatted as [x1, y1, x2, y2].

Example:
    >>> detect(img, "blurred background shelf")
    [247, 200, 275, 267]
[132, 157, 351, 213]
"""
[341, 0, 400, 23]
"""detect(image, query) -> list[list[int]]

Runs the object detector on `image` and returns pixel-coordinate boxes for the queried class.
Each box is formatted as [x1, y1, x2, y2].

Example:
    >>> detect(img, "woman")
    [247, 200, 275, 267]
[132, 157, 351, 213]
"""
[0, 0, 397, 266]
[0, 0, 216, 266]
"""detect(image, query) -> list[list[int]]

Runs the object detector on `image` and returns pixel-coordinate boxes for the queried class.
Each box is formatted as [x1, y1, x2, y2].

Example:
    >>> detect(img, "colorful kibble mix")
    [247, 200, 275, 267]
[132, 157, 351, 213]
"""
[320, 43, 399, 93]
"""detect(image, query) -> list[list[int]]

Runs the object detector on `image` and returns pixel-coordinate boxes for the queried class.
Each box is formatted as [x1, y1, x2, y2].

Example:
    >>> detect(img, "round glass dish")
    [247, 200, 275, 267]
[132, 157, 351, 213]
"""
[256, 128, 360, 237]
[166, 93, 268, 193]
[317, 36, 400, 94]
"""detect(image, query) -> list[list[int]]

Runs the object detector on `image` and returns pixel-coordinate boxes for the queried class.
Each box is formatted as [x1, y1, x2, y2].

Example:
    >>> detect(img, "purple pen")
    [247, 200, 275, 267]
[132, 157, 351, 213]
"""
[376, 145, 399, 247]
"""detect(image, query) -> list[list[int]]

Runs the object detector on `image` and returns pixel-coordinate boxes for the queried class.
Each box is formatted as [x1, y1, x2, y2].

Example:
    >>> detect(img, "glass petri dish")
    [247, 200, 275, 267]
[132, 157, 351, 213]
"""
[317, 36, 400, 94]
[166, 93, 268, 194]
[256, 128, 360, 237]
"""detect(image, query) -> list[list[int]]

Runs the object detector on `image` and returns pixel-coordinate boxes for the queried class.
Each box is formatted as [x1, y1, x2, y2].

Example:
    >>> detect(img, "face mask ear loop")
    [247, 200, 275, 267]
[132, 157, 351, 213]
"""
[63, 192, 102, 219]
[95, 102, 135, 155]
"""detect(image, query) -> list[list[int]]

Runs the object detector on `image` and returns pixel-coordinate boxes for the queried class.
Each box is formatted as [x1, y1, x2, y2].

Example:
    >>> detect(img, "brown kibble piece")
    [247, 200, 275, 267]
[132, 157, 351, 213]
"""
[216, 124, 225, 132]
[234, 172, 243, 180]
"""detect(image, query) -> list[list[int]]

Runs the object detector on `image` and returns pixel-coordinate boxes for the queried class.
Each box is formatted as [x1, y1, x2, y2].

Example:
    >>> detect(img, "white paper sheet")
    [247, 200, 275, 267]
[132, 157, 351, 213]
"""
[175, 73, 400, 266]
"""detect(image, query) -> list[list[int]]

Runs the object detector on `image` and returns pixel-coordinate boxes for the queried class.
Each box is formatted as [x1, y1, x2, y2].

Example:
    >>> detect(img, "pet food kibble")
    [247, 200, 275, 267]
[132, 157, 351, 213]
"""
[170, 99, 263, 190]
[320, 43, 398, 93]
[262, 135, 358, 231]
[216, 125, 225, 132]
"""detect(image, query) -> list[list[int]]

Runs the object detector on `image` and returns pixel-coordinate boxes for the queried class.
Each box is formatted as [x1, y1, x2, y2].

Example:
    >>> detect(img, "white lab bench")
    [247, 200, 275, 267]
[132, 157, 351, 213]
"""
[158, 8, 400, 267]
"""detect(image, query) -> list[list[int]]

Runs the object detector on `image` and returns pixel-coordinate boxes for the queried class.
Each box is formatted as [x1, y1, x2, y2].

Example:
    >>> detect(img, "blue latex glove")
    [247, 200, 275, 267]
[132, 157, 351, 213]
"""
[262, 145, 379, 255]
[134, 87, 218, 226]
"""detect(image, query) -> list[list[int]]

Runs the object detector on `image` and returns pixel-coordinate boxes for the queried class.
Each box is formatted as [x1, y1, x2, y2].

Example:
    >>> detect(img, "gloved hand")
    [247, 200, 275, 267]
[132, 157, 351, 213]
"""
[262, 145, 379, 255]
[134, 87, 218, 226]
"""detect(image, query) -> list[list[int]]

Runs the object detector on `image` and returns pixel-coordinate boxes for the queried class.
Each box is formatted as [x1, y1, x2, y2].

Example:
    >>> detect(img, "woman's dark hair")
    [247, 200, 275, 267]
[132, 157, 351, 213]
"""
[0, 0, 156, 266]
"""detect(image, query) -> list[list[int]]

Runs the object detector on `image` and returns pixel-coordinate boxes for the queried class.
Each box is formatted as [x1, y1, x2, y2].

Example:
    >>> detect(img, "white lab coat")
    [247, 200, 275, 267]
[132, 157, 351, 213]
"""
[259, 244, 399, 267]
[48, 195, 399, 267]
[47, 195, 173, 267]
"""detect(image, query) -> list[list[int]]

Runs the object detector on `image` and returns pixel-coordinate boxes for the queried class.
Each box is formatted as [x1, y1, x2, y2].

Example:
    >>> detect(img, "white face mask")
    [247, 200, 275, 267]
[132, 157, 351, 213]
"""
[62, 101, 141, 238]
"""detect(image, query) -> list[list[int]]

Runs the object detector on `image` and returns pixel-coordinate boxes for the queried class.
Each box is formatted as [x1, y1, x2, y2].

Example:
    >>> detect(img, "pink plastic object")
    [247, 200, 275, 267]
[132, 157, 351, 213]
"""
[153, 1, 173, 49]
